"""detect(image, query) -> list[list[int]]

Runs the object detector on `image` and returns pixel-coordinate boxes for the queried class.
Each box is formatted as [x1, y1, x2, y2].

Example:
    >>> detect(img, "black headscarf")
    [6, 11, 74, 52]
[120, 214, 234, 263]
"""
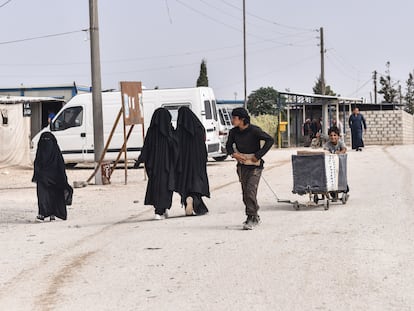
[175, 107, 210, 204]
[32, 132, 68, 188]
[138, 108, 178, 209]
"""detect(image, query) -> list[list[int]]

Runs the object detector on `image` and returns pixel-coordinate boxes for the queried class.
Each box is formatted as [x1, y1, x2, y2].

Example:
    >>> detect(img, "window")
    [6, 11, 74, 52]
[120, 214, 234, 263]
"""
[212, 100, 218, 121]
[52, 106, 83, 131]
[204, 100, 212, 119]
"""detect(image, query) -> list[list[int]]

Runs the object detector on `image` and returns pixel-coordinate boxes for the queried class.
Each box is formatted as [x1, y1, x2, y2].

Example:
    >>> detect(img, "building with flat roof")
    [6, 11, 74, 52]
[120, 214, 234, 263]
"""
[0, 82, 91, 102]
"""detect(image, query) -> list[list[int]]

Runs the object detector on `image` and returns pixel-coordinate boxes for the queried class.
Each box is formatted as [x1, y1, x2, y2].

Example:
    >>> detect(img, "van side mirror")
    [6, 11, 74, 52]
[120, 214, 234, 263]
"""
[50, 122, 55, 131]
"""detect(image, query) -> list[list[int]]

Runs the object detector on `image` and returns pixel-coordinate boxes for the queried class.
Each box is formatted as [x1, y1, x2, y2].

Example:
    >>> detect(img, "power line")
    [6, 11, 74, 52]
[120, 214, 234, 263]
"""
[175, 0, 240, 32]
[346, 77, 372, 97]
[325, 54, 359, 81]
[0, 33, 316, 68]
[175, 0, 317, 47]
[214, 53, 320, 90]
[0, 0, 12, 8]
[221, 0, 317, 32]
[198, 0, 313, 37]
[0, 29, 87, 46]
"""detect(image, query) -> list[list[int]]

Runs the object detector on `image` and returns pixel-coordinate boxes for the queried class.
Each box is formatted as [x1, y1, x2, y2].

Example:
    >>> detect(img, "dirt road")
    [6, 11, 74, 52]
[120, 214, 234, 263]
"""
[1, 146, 413, 310]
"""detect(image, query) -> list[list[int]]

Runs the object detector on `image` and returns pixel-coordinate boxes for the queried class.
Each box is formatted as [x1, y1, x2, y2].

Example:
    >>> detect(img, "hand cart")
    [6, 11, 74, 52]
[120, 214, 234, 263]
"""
[290, 152, 349, 210]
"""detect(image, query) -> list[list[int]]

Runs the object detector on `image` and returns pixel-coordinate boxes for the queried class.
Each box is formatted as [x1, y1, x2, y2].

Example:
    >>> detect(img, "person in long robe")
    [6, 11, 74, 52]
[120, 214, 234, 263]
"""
[137, 108, 177, 220]
[175, 107, 210, 216]
[348, 107, 367, 151]
[32, 132, 71, 221]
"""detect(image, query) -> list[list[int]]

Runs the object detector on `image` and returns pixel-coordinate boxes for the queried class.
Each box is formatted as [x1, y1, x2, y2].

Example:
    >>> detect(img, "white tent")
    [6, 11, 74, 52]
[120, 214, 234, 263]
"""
[0, 96, 63, 168]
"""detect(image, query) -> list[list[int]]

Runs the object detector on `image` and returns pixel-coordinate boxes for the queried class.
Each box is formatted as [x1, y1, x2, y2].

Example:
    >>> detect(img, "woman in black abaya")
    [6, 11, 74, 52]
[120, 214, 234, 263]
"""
[32, 132, 71, 221]
[175, 107, 210, 216]
[137, 108, 177, 220]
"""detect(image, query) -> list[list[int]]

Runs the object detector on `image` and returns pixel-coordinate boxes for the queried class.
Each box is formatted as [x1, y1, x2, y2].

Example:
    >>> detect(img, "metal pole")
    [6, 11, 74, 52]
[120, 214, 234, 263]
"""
[89, 0, 104, 185]
[373, 70, 377, 104]
[243, 0, 247, 109]
[320, 27, 325, 95]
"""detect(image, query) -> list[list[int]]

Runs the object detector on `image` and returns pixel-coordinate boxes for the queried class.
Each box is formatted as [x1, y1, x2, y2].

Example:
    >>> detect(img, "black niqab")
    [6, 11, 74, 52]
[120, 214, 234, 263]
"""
[32, 132, 69, 220]
[138, 108, 177, 214]
[175, 107, 210, 209]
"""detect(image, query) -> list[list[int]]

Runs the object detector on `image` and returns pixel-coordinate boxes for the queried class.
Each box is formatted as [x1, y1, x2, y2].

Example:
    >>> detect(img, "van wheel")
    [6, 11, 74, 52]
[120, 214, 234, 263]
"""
[213, 156, 228, 161]
[65, 163, 77, 168]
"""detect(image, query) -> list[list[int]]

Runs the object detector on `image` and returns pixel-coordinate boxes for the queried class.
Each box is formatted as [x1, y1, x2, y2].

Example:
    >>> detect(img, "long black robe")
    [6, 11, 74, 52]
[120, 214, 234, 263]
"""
[138, 108, 177, 215]
[349, 113, 367, 149]
[175, 107, 210, 215]
[32, 132, 70, 220]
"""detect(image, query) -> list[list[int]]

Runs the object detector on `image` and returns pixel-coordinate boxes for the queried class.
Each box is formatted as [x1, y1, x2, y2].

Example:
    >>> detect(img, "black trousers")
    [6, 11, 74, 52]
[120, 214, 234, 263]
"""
[237, 165, 262, 216]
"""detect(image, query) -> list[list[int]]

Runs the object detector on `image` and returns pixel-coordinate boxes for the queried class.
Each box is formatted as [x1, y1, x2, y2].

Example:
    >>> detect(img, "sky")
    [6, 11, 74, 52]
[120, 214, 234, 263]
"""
[1, 0, 414, 102]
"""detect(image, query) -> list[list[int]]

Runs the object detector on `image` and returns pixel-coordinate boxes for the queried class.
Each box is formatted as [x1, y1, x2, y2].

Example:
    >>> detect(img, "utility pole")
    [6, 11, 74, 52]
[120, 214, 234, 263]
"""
[243, 0, 247, 109]
[89, 0, 104, 185]
[320, 27, 325, 95]
[373, 70, 377, 104]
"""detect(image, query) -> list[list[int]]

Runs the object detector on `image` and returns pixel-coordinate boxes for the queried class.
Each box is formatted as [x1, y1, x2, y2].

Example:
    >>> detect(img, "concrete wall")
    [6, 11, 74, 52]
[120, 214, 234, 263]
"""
[360, 110, 414, 145]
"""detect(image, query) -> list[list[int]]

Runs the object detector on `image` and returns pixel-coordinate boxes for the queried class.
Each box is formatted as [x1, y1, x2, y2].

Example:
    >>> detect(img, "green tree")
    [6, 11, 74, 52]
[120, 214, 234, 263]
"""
[405, 73, 414, 114]
[196, 59, 208, 87]
[312, 76, 336, 96]
[247, 87, 280, 115]
[378, 75, 398, 103]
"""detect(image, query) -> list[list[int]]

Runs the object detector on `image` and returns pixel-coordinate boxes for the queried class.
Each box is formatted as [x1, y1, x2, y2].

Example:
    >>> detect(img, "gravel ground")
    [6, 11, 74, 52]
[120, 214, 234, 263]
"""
[0, 145, 413, 311]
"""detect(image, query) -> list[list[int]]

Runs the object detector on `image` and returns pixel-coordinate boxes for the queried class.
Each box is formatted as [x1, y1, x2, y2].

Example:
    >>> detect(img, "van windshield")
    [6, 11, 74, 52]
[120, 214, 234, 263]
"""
[52, 106, 83, 131]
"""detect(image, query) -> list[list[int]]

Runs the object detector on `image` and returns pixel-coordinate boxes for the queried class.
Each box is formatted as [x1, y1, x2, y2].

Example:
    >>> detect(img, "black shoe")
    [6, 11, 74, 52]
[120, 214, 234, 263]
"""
[36, 215, 45, 222]
[50, 215, 56, 221]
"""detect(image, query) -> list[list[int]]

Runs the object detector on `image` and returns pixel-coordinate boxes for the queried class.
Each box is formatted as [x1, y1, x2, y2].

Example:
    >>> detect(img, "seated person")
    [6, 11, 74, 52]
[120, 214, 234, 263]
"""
[323, 126, 347, 154]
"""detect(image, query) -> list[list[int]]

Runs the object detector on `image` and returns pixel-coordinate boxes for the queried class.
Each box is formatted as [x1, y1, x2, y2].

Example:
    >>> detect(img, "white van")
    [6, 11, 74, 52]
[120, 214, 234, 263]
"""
[142, 87, 221, 158]
[30, 92, 144, 166]
[30, 87, 222, 165]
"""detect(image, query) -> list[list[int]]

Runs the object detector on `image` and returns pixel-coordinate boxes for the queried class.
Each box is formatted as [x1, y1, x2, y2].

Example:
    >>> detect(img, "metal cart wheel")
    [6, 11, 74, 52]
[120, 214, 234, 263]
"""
[293, 201, 300, 210]
[313, 194, 319, 204]
[341, 193, 349, 204]
[324, 199, 330, 210]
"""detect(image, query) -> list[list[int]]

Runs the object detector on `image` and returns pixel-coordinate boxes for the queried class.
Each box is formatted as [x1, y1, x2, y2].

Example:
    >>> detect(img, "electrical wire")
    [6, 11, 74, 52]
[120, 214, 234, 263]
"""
[165, 0, 173, 24]
[175, 0, 317, 47]
[346, 77, 372, 97]
[325, 54, 360, 81]
[221, 0, 317, 32]
[0, 0, 12, 8]
[214, 53, 320, 90]
[0, 32, 317, 67]
[0, 29, 87, 46]
[198, 0, 312, 38]
[175, 0, 241, 32]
